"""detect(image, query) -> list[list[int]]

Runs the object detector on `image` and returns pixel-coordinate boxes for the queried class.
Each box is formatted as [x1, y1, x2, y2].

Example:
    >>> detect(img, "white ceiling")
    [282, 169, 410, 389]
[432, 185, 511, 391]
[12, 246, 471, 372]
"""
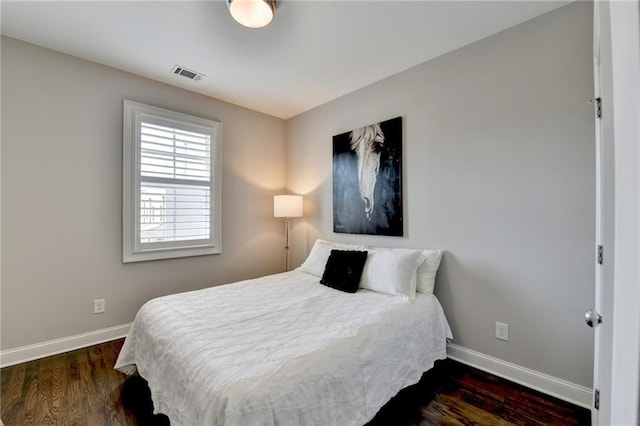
[1, 1, 570, 119]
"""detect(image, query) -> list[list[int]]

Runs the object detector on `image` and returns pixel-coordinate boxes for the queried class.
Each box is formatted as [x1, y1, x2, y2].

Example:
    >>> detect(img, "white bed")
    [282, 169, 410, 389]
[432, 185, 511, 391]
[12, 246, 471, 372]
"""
[115, 267, 451, 425]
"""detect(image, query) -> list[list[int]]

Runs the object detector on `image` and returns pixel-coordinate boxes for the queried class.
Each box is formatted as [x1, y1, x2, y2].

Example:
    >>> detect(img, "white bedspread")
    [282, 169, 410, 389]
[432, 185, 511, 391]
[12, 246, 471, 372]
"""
[115, 270, 452, 426]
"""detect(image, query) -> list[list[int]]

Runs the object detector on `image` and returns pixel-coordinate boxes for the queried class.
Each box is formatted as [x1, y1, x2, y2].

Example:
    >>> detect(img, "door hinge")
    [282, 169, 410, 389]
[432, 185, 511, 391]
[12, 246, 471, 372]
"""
[589, 97, 602, 118]
[594, 388, 600, 410]
[597, 245, 603, 265]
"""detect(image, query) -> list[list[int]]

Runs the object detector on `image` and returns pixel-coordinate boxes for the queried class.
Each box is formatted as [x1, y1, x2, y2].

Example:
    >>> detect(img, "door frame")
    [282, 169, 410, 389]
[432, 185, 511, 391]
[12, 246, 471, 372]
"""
[593, 0, 640, 424]
[591, 4, 605, 424]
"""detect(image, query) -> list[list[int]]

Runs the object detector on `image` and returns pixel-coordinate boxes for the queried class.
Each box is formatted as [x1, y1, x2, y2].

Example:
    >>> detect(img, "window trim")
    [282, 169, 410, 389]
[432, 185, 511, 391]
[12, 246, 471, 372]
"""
[123, 100, 222, 263]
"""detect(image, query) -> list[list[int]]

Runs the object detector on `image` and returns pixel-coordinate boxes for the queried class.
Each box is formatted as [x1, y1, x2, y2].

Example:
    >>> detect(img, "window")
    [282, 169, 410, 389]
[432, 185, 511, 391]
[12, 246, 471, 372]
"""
[123, 100, 222, 262]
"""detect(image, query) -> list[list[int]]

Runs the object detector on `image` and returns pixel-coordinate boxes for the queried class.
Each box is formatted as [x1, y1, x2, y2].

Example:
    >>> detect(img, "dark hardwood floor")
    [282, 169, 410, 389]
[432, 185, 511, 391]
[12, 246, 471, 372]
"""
[1, 339, 134, 425]
[1, 339, 590, 425]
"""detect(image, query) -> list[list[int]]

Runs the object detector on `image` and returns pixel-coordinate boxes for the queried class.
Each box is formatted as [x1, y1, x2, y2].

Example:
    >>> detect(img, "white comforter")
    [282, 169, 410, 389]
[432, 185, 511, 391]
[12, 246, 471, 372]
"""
[115, 270, 452, 426]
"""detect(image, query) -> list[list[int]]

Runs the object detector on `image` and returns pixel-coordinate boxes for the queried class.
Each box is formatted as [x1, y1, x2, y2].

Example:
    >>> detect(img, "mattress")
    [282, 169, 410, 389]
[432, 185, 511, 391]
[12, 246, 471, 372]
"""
[115, 270, 452, 425]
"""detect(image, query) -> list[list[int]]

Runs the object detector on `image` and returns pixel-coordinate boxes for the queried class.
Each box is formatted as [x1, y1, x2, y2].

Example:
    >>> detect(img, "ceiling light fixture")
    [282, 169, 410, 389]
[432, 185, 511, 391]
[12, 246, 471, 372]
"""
[227, 0, 277, 29]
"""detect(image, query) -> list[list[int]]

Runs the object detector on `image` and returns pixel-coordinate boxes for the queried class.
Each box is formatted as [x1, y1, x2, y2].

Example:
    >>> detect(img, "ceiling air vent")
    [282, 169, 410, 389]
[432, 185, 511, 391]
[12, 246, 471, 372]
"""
[171, 65, 204, 81]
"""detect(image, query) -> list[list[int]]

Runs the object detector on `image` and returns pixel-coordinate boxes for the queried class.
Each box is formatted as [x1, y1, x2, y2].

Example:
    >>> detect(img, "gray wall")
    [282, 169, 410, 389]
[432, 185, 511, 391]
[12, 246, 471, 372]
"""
[1, 37, 287, 350]
[285, 2, 595, 387]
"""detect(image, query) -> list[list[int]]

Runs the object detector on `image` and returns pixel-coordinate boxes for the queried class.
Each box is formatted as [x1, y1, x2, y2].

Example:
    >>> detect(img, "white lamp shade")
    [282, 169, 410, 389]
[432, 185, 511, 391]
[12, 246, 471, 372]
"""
[228, 0, 275, 28]
[274, 195, 303, 218]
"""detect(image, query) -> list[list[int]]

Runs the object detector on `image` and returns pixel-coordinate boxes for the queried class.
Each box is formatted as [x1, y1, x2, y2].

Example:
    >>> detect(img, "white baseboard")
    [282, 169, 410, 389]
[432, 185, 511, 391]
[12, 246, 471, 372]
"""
[0, 323, 132, 368]
[447, 343, 592, 409]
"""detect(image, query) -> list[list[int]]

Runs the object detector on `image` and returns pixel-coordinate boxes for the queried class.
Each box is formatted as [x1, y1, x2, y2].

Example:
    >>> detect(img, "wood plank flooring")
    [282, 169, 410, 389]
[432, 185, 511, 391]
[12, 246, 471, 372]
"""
[1, 340, 134, 425]
[1, 339, 590, 425]
[367, 358, 591, 426]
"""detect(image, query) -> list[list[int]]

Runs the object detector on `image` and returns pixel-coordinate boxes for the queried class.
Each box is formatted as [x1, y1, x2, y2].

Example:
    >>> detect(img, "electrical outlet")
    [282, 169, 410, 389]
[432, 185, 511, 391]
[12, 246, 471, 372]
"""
[495, 322, 509, 341]
[93, 299, 105, 314]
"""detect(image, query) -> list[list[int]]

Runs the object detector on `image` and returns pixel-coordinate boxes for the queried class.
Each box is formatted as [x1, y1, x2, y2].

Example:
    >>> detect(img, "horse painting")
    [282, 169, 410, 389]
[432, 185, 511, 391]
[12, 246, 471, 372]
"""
[333, 117, 403, 236]
[349, 123, 385, 221]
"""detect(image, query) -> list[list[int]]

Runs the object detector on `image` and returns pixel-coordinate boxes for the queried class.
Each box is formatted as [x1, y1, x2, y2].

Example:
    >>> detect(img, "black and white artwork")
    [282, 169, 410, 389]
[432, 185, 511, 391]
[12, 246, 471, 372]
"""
[333, 116, 403, 236]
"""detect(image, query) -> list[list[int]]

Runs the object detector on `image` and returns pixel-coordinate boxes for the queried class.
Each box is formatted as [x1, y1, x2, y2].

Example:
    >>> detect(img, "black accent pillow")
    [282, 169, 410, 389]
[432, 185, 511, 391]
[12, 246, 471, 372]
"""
[320, 249, 369, 293]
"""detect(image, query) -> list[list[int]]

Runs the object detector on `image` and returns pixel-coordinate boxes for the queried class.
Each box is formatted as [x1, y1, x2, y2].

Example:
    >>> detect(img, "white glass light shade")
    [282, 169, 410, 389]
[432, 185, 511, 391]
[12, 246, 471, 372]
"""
[274, 195, 303, 218]
[228, 0, 276, 29]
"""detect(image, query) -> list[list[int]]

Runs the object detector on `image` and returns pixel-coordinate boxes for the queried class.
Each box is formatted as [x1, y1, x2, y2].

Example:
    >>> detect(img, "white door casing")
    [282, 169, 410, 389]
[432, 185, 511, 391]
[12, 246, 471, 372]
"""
[591, 3, 608, 423]
[592, 1, 640, 424]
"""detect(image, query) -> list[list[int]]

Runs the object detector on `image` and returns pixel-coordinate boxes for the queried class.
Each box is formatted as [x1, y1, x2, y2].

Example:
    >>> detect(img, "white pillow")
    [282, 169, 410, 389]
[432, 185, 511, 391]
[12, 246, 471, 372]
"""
[359, 248, 425, 300]
[416, 249, 444, 294]
[299, 239, 366, 277]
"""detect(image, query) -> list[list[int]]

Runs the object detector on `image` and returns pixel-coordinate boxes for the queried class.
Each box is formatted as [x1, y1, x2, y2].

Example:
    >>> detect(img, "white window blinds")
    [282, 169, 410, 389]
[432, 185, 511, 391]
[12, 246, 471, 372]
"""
[139, 122, 211, 244]
[123, 101, 222, 262]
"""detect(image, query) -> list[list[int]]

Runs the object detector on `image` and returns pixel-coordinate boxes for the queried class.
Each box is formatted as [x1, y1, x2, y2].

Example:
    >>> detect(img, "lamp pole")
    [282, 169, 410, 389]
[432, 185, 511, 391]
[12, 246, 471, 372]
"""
[284, 217, 291, 271]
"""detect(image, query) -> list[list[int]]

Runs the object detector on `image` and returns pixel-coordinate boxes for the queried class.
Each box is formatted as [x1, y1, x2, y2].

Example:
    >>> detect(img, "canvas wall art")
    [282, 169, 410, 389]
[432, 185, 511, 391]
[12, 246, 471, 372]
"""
[333, 116, 403, 236]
